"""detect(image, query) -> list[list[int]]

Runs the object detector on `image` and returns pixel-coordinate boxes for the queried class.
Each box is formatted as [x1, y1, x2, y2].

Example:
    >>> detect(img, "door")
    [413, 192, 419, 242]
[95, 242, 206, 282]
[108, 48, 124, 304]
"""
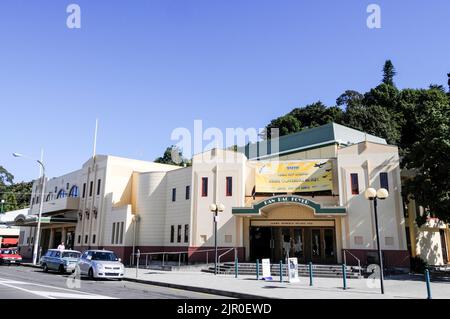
[440, 230, 448, 264]
[323, 228, 336, 263]
[311, 229, 322, 263]
[250, 227, 272, 261]
[293, 228, 305, 263]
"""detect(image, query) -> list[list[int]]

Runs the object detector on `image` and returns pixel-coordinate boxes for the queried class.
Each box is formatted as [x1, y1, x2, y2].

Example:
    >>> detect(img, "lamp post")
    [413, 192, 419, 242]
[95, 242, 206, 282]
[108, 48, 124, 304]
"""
[209, 203, 225, 275]
[364, 187, 389, 294]
[0, 199, 5, 214]
[13, 153, 46, 265]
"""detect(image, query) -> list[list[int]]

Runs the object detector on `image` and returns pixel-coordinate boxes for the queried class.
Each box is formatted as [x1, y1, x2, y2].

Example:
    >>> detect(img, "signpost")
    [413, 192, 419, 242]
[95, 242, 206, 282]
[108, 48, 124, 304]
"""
[287, 258, 299, 283]
[261, 259, 273, 281]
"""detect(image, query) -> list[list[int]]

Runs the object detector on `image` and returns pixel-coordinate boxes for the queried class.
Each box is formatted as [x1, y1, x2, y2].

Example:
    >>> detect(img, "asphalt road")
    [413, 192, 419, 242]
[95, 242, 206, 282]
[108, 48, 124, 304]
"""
[0, 265, 228, 299]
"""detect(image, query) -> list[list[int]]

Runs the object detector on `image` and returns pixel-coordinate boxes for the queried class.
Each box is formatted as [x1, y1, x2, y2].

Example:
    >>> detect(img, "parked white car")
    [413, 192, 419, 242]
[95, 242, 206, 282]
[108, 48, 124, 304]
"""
[75, 250, 124, 280]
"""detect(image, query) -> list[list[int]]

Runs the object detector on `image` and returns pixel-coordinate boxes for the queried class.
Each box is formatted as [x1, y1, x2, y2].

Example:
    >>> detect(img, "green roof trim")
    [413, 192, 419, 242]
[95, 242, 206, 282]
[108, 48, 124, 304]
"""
[232, 195, 346, 216]
[238, 122, 387, 160]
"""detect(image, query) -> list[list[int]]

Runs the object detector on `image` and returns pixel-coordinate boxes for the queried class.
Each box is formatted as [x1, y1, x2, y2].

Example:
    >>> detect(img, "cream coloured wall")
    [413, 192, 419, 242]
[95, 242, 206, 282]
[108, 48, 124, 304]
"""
[163, 167, 192, 246]
[191, 149, 246, 248]
[337, 142, 406, 251]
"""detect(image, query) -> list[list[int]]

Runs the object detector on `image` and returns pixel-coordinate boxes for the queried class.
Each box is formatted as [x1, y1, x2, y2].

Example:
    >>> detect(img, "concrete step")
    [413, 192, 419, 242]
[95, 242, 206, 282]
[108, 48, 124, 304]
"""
[202, 263, 362, 279]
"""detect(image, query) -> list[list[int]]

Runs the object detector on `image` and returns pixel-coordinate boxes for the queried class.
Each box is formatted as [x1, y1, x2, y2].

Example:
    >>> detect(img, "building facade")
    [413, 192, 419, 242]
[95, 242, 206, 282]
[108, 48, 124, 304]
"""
[17, 123, 417, 269]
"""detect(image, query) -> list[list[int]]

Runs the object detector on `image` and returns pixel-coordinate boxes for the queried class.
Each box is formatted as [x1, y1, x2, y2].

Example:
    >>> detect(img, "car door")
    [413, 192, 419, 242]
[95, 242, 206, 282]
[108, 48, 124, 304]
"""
[52, 251, 62, 270]
[79, 251, 90, 274]
[45, 251, 55, 269]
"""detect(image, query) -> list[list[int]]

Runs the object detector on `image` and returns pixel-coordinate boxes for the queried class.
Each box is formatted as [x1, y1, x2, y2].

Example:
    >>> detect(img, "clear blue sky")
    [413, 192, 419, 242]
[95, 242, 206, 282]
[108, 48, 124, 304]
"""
[1, 0, 449, 182]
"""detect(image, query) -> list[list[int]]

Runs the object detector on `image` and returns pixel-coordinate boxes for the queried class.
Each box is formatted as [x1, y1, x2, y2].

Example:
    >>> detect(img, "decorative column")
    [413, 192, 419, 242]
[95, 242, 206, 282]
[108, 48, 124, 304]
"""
[49, 228, 55, 249]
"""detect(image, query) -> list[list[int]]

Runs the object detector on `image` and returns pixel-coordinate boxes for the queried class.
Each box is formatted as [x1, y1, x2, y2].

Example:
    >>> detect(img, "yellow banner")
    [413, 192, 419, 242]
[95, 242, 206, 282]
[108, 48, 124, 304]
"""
[255, 160, 333, 193]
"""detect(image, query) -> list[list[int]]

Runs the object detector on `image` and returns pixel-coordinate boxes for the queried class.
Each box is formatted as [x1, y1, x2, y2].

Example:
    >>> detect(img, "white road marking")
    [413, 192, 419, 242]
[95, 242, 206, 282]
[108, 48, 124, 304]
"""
[0, 278, 116, 299]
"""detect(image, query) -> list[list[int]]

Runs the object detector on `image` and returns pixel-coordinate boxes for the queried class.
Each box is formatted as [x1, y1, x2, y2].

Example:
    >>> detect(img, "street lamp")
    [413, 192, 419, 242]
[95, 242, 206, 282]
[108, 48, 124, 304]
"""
[364, 187, 389, 294]
[209, 203, 225, 275]
[1, 199, 5, 214]
[13, 153, 46, 265]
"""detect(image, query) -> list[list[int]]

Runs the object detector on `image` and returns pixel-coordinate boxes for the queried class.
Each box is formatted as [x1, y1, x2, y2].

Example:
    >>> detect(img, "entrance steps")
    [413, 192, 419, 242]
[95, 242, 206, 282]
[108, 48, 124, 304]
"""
[202, 263, 362, 279]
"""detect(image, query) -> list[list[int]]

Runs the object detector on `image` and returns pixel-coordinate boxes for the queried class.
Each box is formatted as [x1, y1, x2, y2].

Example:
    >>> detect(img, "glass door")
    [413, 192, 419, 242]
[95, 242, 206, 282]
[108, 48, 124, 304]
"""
[323, 228, 336, 263]
[311, 229, 322, 263]
[293, 228, 305, 263]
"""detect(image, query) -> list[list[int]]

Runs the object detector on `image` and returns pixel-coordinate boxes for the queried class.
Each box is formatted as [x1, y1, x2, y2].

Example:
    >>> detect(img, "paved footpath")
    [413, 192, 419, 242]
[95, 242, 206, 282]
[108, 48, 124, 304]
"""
[124, 268, 450, 299]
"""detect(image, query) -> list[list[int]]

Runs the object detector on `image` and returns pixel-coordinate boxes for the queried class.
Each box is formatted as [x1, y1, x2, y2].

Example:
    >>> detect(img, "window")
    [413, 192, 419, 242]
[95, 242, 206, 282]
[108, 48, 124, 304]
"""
[84, 235, 88, 244]
[380, 172, 389, 191]
[185, 186, 190, 200]
[177, 225, 182, 243]
[184, 224, 189, 243]
[92, 234, 96, 244]
[89, 181, 93, 197]
[77, 235, 81, 244]
[350, 173, 359, 195]
[46, 193, 52, 201]
[66, 183, 70, 190]
[115, 222, 120, 244]
[97, 179, 101, 196]
[111, 223, 116, 245]
[172, 188, 176, 202]
[57, 189, 67, 199]
[69, 186, 79, 198]
[226, 176, 232, 196]
[119, 222, 124, 244]
[354, 236, 364, 245]
[201, 177, 208, 197]
[170, 226, 175, 243]
[82, 183, 86, 198]
[54, 186, 57, 193]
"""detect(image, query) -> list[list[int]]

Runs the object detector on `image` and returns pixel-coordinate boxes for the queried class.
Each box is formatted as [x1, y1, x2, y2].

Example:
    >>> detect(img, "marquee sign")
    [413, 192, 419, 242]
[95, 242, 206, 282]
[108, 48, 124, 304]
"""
[232, 195, 346, 216]
[254, 160, 333, 193]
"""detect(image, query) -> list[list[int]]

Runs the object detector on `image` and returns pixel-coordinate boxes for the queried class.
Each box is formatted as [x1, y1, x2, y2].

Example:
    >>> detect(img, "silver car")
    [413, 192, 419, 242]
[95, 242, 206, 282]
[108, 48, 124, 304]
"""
[75, 250, 124, 280]
[40, 249, 81, 273]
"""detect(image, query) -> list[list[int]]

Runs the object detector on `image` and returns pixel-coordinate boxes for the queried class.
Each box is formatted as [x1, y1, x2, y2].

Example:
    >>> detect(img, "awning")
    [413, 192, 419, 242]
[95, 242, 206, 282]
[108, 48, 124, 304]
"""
[8, 214, 78, 227]
[232, 195, 347, 217]
[2, 238, 19, 246]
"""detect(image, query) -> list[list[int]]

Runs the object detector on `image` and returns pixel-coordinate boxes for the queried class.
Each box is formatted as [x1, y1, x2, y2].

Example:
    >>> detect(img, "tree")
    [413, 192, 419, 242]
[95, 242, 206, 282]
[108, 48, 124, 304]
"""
[155, 145, 190, 166]
[0, 166, 32, 213]
[336, 90, 364, 108]
[263, 102, 344, 139]
[401, 88, 450, 224]
[382, 60, 396, 86]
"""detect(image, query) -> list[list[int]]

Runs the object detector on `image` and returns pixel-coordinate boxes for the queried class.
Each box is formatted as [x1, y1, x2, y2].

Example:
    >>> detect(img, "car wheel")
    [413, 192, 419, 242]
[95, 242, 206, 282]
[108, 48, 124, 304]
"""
[88, 268, 94, 280]
[43, 264, 48, 273]
[59, 265, 65, 274]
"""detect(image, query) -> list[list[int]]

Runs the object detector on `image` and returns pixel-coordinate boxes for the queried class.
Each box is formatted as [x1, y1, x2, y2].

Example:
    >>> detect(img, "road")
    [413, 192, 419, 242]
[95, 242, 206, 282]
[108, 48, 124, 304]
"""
[0, 265, 228, 299]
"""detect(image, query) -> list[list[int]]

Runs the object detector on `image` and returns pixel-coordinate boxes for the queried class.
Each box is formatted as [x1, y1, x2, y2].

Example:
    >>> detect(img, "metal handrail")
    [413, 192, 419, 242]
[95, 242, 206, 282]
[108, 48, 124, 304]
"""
[217, 248, 236, 274]
[343, 249, 362, 277]
[129, 247, 236, 267]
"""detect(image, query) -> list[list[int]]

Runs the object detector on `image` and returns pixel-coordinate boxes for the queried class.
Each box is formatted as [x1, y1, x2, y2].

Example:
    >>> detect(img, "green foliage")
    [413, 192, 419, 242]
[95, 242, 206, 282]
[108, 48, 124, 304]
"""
[155, 145, 191, 167]
[382, 60, 396, 86]
[0, 166, 32, 213]
[262, 60, 450, 224]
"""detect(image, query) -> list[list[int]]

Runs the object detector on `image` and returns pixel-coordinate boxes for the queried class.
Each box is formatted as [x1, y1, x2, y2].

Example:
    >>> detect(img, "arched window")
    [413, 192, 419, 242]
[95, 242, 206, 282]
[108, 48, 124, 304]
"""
[69, 185, 79, 198]
[57, 189, 67, 199]
[46, 193, 53, 202]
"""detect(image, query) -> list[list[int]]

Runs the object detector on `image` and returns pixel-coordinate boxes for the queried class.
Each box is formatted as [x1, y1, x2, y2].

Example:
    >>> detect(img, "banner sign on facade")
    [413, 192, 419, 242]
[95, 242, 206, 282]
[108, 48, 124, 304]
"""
[288, 258, 299, 283]
[254, 160, 333, 193]
[261, 259, 272, 281]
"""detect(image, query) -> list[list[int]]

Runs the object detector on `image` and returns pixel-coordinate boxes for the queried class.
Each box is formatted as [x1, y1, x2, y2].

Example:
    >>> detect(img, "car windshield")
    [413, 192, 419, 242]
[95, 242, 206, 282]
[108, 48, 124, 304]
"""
[1, 249, 18, 255]
[91, 252, 119, 261]
[62, 252, 81, 258]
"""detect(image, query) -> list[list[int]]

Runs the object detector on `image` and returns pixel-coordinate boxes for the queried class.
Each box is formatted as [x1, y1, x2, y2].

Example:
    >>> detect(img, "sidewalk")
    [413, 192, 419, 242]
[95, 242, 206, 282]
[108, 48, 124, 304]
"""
[124, 268, 450, 299]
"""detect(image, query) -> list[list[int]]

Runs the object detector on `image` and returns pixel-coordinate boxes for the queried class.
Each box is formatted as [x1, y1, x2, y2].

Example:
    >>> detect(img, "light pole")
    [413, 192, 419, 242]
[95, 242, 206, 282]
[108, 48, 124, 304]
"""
[13, 153, 46, 265]
[364, 187, 389, 294]
[209, 203, 225, 275]
[1, 199, 5, 214]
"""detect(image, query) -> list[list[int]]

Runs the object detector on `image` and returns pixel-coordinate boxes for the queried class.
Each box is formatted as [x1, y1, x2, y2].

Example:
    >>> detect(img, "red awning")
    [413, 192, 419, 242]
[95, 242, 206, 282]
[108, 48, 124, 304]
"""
[2, 238, 19, 246]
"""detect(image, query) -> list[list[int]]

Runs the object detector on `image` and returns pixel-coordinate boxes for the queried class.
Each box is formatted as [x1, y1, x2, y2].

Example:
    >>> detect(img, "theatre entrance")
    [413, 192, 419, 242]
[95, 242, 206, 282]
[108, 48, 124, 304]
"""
[250, 222, 337, 264]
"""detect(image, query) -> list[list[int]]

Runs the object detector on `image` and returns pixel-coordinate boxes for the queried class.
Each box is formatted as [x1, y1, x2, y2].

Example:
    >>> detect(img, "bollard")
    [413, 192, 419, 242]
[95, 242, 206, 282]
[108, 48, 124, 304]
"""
[309, 262, 313, 286]
[279, 261, 283, 283]
[425, 269, 432, 300]
[256, 259, 260, 280]
[235, 257, 239, 279]
[342, 264, 347, 290]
